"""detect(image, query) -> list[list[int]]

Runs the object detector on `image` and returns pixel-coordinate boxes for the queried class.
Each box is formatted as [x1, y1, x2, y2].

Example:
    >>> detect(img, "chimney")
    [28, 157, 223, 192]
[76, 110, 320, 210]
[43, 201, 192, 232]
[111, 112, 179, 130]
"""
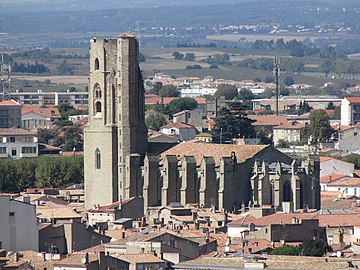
[13, 252, 19, 263]
[84, 253, 89, 265]
[292, 217, 297, 224]
[122, 231, 126, 239]
[195, 221, 200, 230]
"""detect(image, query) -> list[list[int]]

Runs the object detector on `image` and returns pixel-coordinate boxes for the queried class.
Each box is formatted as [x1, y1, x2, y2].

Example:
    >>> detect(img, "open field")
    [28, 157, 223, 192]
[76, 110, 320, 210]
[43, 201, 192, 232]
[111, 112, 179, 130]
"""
[12, 75, 88, 86]
[206, 33, 360, 42]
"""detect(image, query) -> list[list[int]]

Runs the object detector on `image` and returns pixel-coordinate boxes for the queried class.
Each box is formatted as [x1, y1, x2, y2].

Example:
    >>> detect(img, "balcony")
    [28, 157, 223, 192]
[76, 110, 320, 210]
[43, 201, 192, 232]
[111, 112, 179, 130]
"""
[20, 153, 38, 158]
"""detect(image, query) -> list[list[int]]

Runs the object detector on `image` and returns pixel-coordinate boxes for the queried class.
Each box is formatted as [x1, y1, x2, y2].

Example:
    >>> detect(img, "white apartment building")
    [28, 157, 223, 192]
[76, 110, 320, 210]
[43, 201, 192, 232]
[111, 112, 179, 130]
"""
[0, 128, 38, 159]
[341, 97, 360, 126]
[10, 90, 89, 107]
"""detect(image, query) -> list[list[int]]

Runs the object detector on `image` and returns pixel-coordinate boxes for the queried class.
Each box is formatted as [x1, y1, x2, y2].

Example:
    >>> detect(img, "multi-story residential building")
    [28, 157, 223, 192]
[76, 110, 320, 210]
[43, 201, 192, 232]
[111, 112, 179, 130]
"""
[10, 90, 89, 107]
[341, 97, 360, 126]
[0, 100, 21, 128]
[0, 128, 38, 159]
[0, 195, 38, 251]
[21, 106, 61, 130]
[273, 121, 304, 146]
[335, 124, 360, 152]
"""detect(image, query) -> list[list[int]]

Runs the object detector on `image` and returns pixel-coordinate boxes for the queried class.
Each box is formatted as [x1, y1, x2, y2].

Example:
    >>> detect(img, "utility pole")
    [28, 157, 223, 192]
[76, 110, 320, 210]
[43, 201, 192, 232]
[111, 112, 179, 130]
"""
[273, 57, 280, 115]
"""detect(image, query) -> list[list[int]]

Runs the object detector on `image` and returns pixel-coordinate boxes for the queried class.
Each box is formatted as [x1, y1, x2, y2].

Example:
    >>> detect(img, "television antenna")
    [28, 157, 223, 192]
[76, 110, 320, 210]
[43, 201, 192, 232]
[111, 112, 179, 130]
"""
[273, 57, 280, 115]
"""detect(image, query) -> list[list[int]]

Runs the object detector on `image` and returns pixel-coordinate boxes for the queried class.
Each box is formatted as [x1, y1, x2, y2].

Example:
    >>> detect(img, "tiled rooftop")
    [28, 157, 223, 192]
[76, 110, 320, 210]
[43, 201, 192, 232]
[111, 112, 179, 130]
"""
[160, 140, 268, 166]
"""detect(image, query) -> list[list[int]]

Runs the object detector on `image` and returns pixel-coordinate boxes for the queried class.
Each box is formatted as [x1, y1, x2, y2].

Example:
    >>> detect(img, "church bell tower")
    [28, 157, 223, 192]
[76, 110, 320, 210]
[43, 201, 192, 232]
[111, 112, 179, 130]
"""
[84, 34, 148, 209]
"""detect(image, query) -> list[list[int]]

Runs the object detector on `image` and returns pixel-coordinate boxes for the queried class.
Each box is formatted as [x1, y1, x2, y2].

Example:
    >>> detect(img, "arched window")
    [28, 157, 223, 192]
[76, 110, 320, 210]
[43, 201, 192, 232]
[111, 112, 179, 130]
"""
[95, 58, 100, 70]
[95, 101, 102, 113]
[283, 181, 291, 202]
[94, 84, 102, 99]
[96, 149, 101, 170]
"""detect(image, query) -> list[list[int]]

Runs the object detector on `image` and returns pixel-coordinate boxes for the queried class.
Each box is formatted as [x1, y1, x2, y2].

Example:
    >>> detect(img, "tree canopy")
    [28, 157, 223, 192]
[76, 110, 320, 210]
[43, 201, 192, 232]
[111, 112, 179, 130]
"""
[271, 239, 331, 257]
[146, 113, 167, 131]
[215, 84, 238, 100]
[158, 85, 180, 97]
[304, 110, 333, 144]
[0, 156, 84, 193]
[168, 97, 198, 114]
[212, 105, 255, 143]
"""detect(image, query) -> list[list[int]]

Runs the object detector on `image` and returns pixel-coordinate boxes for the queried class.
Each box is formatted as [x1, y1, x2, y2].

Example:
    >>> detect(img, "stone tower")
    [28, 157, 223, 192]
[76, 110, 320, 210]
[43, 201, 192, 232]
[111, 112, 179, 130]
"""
[84, 34, 148, 209]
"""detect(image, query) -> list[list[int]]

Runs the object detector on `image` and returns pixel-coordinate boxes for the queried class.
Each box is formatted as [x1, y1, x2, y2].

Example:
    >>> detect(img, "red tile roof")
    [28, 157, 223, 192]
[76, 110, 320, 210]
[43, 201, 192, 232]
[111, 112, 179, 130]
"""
[320, 174, 347, 183]
[0, 128, 36, 136]
[248, 115, 288, 127]
[346, 97, 360, 103]
[0, 100, 20, 106]
[320, 156, 333, 163]
[273, 121, 304, 130]
[161, 122, 195, 129]
[160, 140, 268, 166]
[22, 106, 61, 119]
[327, 177, 360, 187]
[229, 212, 360, 227]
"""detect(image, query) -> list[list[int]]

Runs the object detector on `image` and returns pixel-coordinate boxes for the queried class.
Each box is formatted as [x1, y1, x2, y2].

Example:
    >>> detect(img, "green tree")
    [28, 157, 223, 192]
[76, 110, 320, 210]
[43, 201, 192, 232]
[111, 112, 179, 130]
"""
[150, 82, 163, 95]
[184, 52, 196, 61]
[172, 51, 184, 60]
[169, 97, 198, 114]
[56, 60, 74, 75]
[304, 110, 333, 144]
[159, 85, 180, 97]
[146, 113, 167, 131]
[237, 89, 255, 100]
[326, 102, 335, 110]
[271, 244, 300, 256]
[215, 84, 238, 100]
[283, 76, 295, 86]
[62, 126, 83, 151]
[300, 239, 331, 257]
[341, 154, 360, 169]
[271, 240, 330, 257]
[37, 128, 59, 144]
[297, 101, 312, 115]
[212, 105, 255, 143]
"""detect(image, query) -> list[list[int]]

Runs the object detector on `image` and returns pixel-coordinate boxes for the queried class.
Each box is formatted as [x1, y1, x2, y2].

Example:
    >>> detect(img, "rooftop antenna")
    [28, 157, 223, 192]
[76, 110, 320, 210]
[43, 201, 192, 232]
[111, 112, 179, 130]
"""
[134, 21, 141, 46]
[0, 54, 11, 101]
[273, 57, 280, 115]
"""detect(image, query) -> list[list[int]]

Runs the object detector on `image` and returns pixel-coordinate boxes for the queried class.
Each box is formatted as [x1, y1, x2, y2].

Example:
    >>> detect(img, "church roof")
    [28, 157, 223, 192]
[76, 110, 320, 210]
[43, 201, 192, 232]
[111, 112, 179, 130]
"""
[160, 140, 268, 166]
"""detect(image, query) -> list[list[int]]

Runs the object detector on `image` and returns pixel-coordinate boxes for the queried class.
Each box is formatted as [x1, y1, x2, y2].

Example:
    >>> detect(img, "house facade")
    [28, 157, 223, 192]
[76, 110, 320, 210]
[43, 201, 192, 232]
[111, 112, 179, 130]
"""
[0, 196, 38, 251]
[0, 100, 21, 128]
[0, 128, 38, 159]
[341, 97, 360, 126]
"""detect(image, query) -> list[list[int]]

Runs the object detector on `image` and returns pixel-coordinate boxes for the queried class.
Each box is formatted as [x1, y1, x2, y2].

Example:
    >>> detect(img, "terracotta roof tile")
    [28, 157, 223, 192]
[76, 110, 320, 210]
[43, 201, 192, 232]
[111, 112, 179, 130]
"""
[161, 122, 195, 129]
[0, 128, 36, 136]
[346, 97, 360, 103]
[115, 253, 165, 264]
[160, 141, 268, 166]
[320, 174, 347, 183]
[22, 106, 61, 119]
[327, 177, 360, 187]
[248, 115, 288, 127]
[0, 100, 20, 106]
[229, 212, 360, 227]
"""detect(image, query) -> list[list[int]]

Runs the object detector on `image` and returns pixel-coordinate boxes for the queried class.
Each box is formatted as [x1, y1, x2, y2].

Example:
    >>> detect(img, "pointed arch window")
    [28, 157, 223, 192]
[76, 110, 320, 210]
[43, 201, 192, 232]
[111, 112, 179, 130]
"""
[95, 101, 102, 113]
[283, 181, 291, 202]
[96, 148, 101, 170]
[95, 58, 100, 70]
